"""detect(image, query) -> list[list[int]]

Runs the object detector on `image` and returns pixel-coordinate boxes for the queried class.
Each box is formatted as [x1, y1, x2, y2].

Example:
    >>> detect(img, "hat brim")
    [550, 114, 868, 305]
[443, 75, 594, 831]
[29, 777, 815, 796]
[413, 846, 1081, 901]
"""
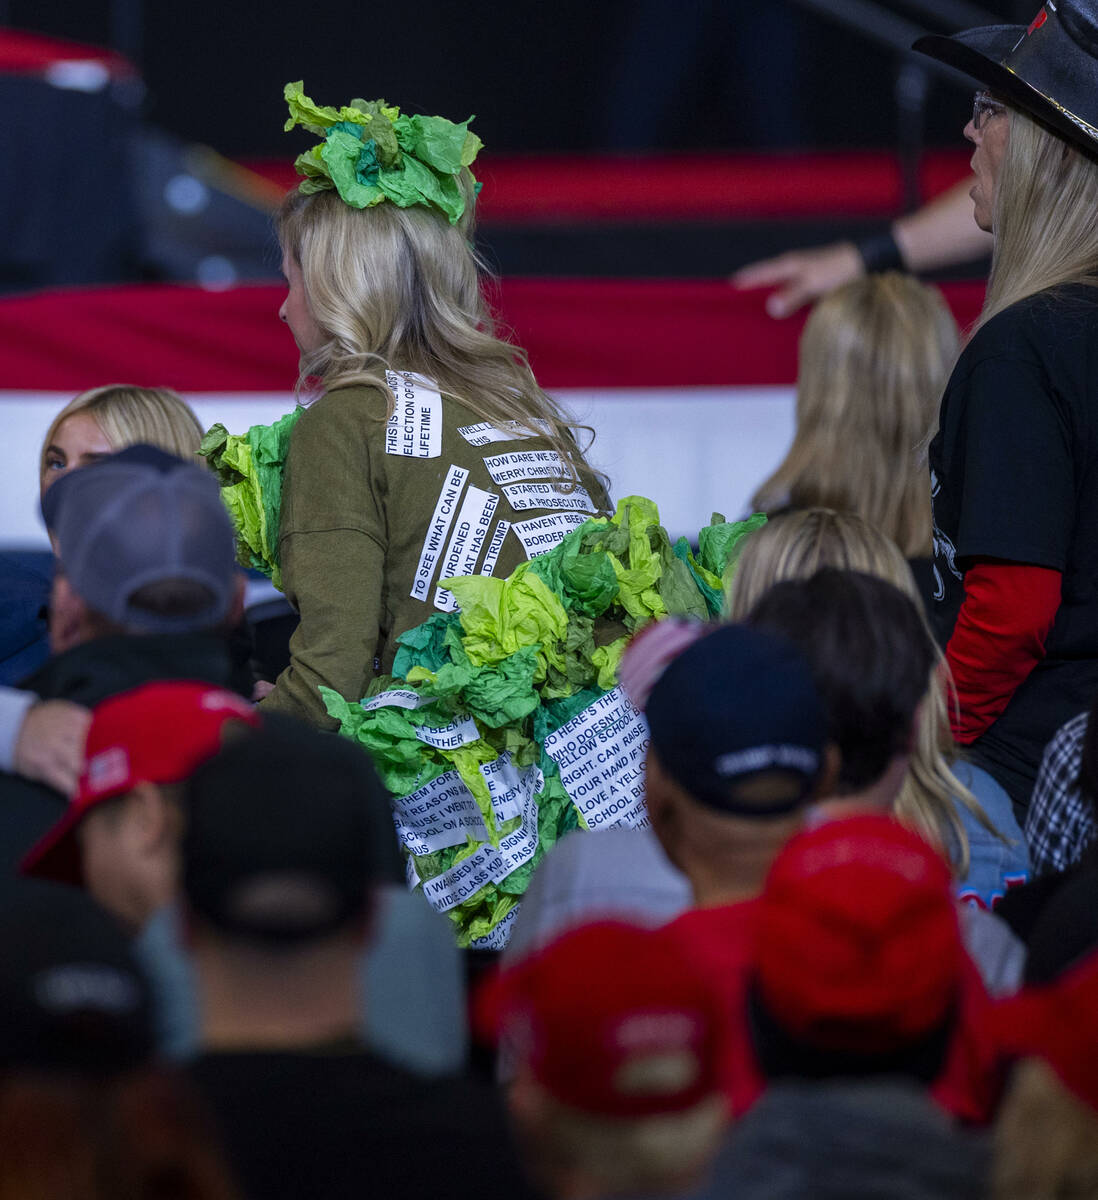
[21, 807, 87, 886]
[913, 25, 1023, 87]
[914, 25, 1098, 156]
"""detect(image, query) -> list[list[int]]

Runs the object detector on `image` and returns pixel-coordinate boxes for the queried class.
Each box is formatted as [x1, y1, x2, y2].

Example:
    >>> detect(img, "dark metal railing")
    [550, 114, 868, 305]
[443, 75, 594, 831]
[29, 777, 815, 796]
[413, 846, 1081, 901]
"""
[787, 0, 992, 210]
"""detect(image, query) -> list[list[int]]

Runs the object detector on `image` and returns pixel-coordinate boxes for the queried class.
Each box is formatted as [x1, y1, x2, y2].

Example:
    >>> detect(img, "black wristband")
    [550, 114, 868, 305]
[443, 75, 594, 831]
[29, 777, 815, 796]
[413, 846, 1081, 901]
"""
[855, 229, 906, 274]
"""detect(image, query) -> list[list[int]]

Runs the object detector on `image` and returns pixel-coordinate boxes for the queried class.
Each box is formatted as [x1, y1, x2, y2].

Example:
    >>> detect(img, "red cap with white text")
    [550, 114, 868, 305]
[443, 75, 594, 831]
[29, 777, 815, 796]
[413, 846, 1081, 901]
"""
[21, 680, 260, 885]
[477, 920, 728, 1118]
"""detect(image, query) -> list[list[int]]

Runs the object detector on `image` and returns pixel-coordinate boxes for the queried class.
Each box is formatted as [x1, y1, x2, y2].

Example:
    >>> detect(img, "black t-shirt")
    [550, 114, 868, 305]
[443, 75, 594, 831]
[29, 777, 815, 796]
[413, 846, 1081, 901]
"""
[929, 285, 1098, 805]
[906, 555, 936, 622]
[189, 1046, 536, 1200]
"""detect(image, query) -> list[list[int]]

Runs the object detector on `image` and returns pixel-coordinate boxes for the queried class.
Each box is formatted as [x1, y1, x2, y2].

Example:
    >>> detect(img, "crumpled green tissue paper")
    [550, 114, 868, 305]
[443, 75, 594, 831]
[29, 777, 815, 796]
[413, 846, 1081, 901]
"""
[322, 495, 767, 944]
[200, 407, 304, 590]
[283, 82, 482, 225]
[202, 436, 769, 946]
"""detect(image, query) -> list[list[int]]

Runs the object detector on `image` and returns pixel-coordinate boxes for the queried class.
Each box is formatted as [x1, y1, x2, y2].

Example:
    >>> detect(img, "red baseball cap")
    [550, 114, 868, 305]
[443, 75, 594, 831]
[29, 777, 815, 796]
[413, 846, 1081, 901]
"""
[477, 921, 729, 1119]
[21, 680, 261, 885]
[754, 814, 962, 1053]
[991, 951, 1098, 1112]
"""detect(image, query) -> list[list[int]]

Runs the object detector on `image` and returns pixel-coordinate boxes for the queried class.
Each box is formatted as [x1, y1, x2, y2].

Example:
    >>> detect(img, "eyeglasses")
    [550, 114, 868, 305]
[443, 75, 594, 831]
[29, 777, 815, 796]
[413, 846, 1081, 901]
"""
[972, 91, 1007, 131]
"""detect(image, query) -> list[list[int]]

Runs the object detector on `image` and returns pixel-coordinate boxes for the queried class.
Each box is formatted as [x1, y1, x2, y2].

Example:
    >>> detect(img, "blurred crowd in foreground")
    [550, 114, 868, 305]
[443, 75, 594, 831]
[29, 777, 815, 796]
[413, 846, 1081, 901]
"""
[7, 1, 1098, 1195]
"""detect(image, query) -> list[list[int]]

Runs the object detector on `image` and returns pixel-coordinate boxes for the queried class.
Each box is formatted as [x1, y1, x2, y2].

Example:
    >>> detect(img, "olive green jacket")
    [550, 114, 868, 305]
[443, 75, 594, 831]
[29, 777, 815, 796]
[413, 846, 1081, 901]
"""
[261, 378, 609, 727]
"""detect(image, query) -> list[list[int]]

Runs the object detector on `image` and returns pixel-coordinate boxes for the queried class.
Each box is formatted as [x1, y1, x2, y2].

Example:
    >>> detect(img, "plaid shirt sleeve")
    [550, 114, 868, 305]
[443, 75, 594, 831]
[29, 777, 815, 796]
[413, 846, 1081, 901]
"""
[1025, 711, 1095, 876]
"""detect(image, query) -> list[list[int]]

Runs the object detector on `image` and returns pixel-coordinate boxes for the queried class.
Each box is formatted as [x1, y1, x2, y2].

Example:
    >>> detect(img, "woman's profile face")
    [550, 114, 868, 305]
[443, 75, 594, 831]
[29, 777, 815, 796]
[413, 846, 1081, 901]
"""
[964, 96, 1011, 234]
[278, 252, 326, 355]
[41, 411, 114, 492]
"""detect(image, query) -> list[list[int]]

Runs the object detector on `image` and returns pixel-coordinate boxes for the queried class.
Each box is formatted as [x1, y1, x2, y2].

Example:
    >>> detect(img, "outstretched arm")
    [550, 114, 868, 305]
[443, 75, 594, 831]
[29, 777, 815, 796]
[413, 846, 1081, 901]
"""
[732, 179, 993, 318]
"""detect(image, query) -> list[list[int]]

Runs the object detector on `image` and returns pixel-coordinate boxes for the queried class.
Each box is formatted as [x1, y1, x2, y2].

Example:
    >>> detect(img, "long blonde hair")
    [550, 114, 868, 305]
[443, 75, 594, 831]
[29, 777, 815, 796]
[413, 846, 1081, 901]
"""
[727, 508, 1001, 875]
[276, 187, 603, 492]
[39, 386, 204, 483]
[993, 1057, 1098, 1199]
[751, 274, 957, 558]
[981, 109, 1098, 329]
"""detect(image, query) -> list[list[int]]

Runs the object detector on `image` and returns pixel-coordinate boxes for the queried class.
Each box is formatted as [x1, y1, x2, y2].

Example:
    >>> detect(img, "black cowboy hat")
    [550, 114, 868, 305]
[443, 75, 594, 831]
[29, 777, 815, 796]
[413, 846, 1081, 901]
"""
[914, 1, 1098, 156]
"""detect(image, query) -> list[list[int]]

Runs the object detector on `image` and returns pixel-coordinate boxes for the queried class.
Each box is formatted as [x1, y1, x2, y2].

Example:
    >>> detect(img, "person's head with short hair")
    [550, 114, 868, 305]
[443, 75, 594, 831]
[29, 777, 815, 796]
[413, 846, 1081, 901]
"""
[481, 921, 729, 1199]
[40, 385, 204, 493]
[748, 813, 963, 1085]
[751, 273, 958, 559]
[636, 621, 832, 906]
[181, 719, 390, 1049]
[746, 566, 936, 815]
[42, 444, 243, 654]
[21, 682, 261, 931]
[728, 508, 999, 878]
[991, 950, 1098, 1197]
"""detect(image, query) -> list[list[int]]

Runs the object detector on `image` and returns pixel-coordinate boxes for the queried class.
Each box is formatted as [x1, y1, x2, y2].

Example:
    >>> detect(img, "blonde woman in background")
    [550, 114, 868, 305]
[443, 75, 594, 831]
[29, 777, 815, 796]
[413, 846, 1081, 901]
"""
[728, 508, 1030, 907]
[1, 385, 205, 793]
[39, 385, 203, 492]
[502, 514, 1023, 982]
[911, 10, 1098, 815]
[751, 273, 957, 605]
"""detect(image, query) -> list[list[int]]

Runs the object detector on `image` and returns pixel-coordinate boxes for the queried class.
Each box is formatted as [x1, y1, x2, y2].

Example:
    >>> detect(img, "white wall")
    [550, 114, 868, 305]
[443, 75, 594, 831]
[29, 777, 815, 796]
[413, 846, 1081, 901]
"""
[0, 386, 795, 548]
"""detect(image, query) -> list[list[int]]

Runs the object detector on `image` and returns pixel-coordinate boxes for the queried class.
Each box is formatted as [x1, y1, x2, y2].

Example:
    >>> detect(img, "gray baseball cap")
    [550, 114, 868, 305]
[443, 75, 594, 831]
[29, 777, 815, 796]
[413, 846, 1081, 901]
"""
[42, 444, 238, 634]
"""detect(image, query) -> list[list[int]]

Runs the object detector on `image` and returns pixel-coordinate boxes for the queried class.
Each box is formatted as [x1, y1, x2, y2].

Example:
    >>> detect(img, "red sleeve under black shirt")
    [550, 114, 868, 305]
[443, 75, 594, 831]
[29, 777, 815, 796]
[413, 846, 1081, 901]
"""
[927, 285, 1098, 805]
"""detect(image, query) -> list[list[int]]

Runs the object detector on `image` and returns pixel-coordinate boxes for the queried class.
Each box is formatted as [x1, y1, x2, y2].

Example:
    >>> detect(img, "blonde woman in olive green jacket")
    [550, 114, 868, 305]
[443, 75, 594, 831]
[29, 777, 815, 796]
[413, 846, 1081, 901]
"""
[261, 93, 609, 727]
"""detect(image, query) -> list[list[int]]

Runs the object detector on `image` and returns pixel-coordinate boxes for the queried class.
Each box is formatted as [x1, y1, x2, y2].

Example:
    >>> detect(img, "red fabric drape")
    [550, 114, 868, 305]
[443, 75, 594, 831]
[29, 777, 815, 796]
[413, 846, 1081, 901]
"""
[0, 279, 987, 392]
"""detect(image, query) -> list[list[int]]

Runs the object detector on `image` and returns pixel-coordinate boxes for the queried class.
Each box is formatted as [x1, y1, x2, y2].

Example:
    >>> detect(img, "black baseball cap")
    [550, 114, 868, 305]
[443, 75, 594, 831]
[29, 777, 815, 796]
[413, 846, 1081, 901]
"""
[645, 623, 826, 817]
[0, 882, 153, 1075]
[182, 717, 398, 945]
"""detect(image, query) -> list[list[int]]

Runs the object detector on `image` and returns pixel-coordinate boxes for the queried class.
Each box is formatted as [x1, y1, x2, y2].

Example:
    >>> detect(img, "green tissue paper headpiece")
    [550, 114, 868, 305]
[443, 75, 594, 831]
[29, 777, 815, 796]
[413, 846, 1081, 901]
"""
[283, 81, 483, 225]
